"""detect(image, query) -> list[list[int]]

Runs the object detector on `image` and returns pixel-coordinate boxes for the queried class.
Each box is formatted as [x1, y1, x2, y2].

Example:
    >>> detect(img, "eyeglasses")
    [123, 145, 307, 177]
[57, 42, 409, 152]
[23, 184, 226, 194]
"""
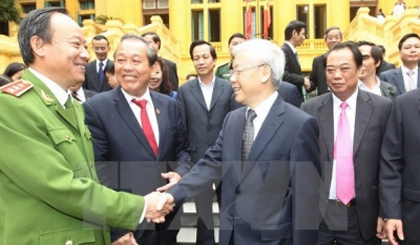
[231, 64, 265, 78]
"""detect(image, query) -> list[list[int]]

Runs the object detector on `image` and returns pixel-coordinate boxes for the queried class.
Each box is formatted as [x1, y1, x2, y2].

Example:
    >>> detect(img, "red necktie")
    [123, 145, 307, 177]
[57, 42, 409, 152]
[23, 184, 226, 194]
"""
[335, 102, 355, 205]
[132, 99, 158, 156]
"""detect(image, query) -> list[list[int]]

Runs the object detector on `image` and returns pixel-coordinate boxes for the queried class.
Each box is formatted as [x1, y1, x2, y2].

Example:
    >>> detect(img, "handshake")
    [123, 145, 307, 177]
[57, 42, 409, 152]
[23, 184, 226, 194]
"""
[144, 171, 180, 223]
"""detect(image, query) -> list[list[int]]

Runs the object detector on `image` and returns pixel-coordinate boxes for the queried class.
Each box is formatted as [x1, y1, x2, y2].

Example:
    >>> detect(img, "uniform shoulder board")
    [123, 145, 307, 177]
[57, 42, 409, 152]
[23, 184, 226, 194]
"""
[0, 79, 33, 97]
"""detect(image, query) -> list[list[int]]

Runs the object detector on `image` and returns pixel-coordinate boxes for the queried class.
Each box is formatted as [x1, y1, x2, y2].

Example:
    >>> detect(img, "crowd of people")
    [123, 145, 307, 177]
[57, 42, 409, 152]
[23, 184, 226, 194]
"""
[1, 6, 420, 245]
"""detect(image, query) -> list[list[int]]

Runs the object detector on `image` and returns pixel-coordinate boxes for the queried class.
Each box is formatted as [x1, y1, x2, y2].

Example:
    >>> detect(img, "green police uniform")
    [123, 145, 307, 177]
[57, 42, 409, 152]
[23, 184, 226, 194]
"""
[215, 61, 233, 81]
[0, 70, 144, 245]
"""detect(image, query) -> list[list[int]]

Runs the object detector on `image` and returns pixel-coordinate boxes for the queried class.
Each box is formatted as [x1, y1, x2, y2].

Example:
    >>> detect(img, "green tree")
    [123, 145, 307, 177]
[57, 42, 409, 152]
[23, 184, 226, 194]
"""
[0, 0, 21, 24]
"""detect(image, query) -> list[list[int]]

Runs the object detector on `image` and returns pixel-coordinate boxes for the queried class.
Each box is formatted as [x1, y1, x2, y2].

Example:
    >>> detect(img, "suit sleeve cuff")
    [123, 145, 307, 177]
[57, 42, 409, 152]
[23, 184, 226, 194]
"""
[139, 198, 147, 223]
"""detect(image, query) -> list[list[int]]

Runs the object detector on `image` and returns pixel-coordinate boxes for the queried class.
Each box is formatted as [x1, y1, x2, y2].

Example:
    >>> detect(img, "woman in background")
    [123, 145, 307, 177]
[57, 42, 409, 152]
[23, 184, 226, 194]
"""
[149, 57, 177, 99]
[3, 62, 27, 81]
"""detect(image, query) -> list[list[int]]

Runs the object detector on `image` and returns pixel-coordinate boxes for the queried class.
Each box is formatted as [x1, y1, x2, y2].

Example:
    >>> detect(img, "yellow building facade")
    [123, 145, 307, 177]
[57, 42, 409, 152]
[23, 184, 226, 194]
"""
[1, 0, 420, 82]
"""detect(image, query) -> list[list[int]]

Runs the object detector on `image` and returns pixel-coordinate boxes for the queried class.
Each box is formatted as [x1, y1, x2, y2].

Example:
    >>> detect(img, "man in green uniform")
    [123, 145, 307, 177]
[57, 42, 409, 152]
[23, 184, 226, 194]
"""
[0, 7, 172, 245]
[215, 33, 246, 81]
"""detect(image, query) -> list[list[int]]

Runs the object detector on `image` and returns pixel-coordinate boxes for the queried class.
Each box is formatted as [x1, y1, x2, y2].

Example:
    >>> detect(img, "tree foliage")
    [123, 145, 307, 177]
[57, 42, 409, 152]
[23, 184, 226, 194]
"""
[0, 0, 21, 24]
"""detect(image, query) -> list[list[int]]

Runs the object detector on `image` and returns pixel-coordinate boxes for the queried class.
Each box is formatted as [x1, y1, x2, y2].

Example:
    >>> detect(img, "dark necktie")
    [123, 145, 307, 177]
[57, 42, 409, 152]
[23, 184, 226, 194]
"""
[132, 99, 158, 156]
[98, 61, 104, 85]
[72, 91, 82, 103]
[241, 109, 257, 170]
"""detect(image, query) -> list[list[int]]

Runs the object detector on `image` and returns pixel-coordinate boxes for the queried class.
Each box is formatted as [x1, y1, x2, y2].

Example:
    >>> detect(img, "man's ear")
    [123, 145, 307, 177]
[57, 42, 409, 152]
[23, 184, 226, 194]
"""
[260, 65, 271, 84]
[30, 36, 47, 58]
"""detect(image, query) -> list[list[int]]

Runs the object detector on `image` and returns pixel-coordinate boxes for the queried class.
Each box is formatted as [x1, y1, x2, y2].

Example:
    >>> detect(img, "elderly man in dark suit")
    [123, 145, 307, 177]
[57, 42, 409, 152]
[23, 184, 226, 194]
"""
[301, 41, 392, 245]
[307, 26, 342, 96]
[356, 41, 399, 100]
[281, 20, 310, 102]
[141, 32, 179, 91]
[83, 35, 114, 92]
[176, 39, 232, 245]
[380, 88, 420, 245]
[83, 34, 191, 245]
[159, 38, 321, 245]
[380, 33, 420, 94]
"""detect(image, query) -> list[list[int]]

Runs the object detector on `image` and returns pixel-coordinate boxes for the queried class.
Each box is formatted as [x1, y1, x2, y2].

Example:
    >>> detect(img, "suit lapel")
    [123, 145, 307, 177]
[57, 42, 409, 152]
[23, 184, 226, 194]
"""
[191, 79, 208, 110]
[240, 95, 285, 180]
[318, 94, 334, 161]
[283, 44, 301, 72]
[151, 92, 165, 160]
[113, 88, 156, 158]
[353, 90, 373, 156]
[394, 68, 406, 94]
[209, 78, 224, 111]
[233, 107, 247, 177]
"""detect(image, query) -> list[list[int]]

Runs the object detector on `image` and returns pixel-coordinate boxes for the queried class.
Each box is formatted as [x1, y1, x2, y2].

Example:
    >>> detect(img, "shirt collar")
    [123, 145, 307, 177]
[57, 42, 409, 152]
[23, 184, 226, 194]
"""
[97, 59, 108, 66]
[401, 65, 418, 76]
[285, 41, 297, 54]
[358, 77, 381, 90]
[247, 91, 278, 118]
[332, 87, 358, 111]
[121, 86, 153, 105]
[198, 74, 216, 87]
[29, 67, 70, 107]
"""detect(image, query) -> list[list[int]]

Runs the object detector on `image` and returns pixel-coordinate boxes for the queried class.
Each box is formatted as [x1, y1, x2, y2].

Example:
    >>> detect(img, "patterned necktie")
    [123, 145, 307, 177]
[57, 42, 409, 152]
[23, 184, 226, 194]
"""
[132, 99, 158, 156]
[407, 70, 415, 91]
[242, 109, 257, 170]
[72, 91, 82, 103]
[98, 62, 104, 85]
[335, 102, 355, 205]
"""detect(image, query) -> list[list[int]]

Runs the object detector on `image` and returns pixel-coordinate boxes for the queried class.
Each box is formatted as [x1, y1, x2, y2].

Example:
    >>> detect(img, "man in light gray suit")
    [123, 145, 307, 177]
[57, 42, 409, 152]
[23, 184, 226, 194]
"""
[176, 39, 232, 245]
[301, 41, 392, 245]
[380, 33, 420, 94]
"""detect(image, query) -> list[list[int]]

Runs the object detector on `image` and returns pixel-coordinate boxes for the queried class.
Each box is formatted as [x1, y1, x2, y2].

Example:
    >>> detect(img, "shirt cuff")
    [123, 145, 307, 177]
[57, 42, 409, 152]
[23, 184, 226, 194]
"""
[139, 197, 147, 224]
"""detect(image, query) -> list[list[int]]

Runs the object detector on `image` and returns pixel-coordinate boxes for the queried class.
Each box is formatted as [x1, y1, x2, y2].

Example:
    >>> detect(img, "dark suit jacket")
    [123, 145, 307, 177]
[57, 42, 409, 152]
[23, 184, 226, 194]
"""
[378, 60, 396, 74]
[169, 95, 321, 245]
[177, 76, 232, 163]
[83, 59, 113, 92]
[83, 88, 191, 241]
[301, 89, 392, 241]
[231, 81, 302, 110]
[309, 54, 330, 96]
[164, 58, 179, 91]
[380, 89, 420, 220]
[379, 80, 399, 100]
[281, 43, 305, 100]
[83, 88, 98, 101]
[380, 67, 420, 94]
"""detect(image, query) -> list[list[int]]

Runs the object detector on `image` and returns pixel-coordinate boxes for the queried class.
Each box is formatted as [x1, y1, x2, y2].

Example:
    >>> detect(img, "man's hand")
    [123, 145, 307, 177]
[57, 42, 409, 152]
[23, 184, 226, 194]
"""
[376, 217, 386, 239]
[156, 172, 181, 192]
[304, 77, 311, 90]
[112, 232, 138, 245]
[144, 192, 174, 223]
[385, 219, 404, 245]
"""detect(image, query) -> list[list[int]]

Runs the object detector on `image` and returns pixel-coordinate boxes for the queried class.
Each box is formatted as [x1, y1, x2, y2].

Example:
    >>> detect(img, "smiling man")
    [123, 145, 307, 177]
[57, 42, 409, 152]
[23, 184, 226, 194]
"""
[301, 41, 392, 245]
[176, 39, 232, 245]
[0, 8, 171, 245]
[159, 39, 321, 245]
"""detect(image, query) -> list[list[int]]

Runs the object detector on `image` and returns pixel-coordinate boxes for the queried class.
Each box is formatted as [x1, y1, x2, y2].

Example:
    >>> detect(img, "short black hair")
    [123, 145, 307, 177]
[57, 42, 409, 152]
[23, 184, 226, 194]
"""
[377, 45, 386, 54]
[324, 26, 342, 41]
[0, 74, 12, 86]
[104, 62, 114, 75]
[325, 41, 363, 69]
[357, 41, 383, 75]
[3, 62, 27, 78]
[228, 33, 246, 45]
[189, 39, 217, 60]
[18, 7, 68, 65]
[284, 20, 306, 40]
[92, 35, 109, 45]
[141, 32, 161, 50]
[398, 33, 420, 50]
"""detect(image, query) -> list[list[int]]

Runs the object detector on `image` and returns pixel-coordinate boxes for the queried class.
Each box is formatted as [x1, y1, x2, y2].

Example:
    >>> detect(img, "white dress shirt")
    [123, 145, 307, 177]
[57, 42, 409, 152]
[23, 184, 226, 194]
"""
[246, 91, 278, 140]
[393, 3, 405, 16]
[401, 65, 418, 91]
[198, 75, 216, 110]
[358, 77, 382, 97]
[72, 87, 87, 103]
[29, 68, 71, 108]
[329, 89, 358, 200]
[96, 59, 108, 73]
[121, 87, 160, 146]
